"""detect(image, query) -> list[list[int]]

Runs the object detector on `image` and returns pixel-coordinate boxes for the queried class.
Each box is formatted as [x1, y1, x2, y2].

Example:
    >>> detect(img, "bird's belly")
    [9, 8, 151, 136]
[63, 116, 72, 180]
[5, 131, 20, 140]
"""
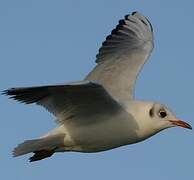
[61, 117, 140, 152]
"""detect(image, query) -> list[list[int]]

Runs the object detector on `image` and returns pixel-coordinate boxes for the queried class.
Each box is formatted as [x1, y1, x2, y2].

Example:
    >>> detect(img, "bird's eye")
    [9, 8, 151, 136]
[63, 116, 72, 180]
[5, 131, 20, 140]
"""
[158, 110, 167, 118]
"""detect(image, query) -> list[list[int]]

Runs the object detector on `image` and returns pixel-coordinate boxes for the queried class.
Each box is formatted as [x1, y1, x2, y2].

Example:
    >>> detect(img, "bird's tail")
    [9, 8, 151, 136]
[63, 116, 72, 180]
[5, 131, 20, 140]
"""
[13, 134, 65, 162]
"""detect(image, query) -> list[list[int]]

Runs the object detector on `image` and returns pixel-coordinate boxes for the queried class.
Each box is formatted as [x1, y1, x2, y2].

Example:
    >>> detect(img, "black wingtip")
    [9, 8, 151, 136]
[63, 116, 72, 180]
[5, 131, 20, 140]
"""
[1, 88, 28, 104]
[125, 11, 138, 20]
[29, 156, 35, 162]
[2, 88, 18, 95]
[1, 89, 10, 96]
[132, 11, 138, 15]
[131, 11, 153, 32]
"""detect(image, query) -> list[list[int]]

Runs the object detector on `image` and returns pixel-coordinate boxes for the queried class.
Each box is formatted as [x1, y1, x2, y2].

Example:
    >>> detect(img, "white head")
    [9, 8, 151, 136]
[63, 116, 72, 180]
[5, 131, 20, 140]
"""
[126, 101, 192, 140]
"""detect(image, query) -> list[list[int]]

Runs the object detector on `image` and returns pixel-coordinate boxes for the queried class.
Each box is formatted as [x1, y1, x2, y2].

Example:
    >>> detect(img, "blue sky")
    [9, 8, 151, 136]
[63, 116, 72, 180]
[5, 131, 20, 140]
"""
[1, 0, 194, 179]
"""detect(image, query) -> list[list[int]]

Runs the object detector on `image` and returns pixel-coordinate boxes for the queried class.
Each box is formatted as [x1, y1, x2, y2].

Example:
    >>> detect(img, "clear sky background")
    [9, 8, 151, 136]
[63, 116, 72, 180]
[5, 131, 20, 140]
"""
[1, 0, 194, 179]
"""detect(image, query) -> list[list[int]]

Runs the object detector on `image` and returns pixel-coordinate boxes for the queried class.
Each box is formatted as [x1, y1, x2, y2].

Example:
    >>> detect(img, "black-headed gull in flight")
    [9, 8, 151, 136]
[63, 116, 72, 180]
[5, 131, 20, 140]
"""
[3, 12, 192, 162]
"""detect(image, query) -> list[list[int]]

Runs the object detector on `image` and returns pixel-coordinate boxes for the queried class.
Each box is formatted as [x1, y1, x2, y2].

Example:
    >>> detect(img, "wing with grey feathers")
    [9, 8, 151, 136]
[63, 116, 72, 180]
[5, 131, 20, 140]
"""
[3, 81, 121, 124]
[86, 12, 154, 102]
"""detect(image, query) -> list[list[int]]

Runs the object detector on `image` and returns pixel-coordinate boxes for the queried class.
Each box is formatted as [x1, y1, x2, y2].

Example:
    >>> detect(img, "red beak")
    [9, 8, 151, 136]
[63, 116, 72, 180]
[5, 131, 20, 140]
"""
[169, 120, 192, 130]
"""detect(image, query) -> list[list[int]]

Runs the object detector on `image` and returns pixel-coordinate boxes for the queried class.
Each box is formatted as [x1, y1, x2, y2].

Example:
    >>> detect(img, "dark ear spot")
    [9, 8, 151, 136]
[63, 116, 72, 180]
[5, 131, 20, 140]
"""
[149, 106, 154, 118]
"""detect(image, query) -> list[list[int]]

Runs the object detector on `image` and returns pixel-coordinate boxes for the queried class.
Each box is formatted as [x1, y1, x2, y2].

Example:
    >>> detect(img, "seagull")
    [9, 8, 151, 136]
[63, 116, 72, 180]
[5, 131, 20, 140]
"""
[3, 11, 192, 162]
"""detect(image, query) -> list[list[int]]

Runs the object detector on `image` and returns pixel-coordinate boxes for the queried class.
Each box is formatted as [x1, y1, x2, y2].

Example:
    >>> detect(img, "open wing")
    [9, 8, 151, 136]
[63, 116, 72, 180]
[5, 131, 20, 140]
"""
[86, 12, 154, 102]
[3, 81, 121, 125]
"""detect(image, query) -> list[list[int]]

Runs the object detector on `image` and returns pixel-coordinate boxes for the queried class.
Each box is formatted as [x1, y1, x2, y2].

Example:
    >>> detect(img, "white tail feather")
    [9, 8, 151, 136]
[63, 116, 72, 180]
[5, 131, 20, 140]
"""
[13, 134, 65, 157]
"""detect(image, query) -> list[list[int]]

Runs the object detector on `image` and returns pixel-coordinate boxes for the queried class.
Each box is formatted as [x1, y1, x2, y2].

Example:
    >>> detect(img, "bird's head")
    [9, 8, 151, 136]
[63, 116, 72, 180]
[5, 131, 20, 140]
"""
[126, 101, 192, 139]
[147, 103, 192, 131]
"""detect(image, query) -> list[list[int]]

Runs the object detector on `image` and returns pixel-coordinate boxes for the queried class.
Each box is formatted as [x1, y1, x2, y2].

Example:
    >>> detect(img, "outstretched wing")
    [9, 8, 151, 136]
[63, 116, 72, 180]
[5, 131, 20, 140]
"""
[86, 12, 154, 102]
[3, 81, 121, 124]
